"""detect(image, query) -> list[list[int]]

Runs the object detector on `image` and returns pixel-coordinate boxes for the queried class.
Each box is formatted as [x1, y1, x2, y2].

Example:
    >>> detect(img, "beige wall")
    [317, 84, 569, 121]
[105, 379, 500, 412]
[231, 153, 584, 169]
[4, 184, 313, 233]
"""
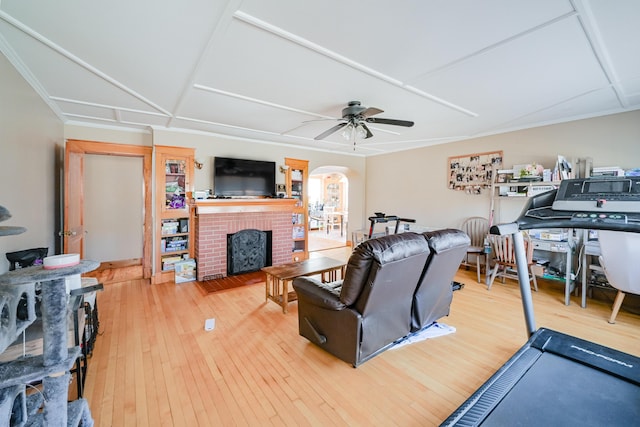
[0, 55, 64, 273]
[365, 111, 640, 229]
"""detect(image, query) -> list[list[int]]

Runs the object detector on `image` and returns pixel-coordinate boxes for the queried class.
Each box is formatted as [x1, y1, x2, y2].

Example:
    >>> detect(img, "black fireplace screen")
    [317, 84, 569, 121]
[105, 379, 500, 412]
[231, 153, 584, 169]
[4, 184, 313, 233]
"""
[227, 229, 272, 275]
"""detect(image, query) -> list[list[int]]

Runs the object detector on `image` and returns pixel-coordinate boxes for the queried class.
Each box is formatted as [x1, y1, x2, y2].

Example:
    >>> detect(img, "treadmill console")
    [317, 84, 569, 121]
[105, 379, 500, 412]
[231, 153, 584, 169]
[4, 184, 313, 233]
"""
[552, 177, 640, 212]
[571, 212, 627, 224]
[516, 177, 640, 233]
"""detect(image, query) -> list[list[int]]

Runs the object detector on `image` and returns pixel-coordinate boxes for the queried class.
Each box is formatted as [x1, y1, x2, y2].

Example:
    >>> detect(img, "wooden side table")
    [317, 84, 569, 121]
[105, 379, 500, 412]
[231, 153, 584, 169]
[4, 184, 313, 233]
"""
[262, 257, 346, 313]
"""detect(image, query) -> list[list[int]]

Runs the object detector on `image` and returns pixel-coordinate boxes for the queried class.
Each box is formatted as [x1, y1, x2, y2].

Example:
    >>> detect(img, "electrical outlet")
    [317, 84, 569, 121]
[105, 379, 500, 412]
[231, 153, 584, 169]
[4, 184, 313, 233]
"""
[204, 318, 215, 331]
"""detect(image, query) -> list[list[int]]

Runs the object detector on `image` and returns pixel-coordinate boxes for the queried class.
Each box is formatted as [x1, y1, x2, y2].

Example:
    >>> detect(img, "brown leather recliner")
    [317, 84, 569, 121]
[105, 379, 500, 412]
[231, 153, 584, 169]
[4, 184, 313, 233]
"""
[293, 229, 469, 367]
[412, 229, 471, 331]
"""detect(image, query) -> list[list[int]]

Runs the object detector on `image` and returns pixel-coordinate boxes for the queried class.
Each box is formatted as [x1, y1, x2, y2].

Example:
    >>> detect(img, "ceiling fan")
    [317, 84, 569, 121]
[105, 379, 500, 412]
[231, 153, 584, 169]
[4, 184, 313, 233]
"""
[313, 101, 414, 141]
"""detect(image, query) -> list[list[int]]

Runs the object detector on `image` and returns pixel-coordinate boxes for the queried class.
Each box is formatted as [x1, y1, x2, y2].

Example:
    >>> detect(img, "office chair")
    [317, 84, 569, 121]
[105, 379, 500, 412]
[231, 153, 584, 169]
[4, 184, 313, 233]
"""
[460, 217, 489, 283]
[487, 232, 538, 291]
[598, 230, 640, 324]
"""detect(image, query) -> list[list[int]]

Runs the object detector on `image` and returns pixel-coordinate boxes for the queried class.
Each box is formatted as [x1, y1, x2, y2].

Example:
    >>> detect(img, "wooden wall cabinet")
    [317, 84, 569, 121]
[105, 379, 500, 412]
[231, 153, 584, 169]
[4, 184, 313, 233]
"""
[155, 146, 195, 283]
[286, 158, 309, 261]
[324, 177, 343, 211]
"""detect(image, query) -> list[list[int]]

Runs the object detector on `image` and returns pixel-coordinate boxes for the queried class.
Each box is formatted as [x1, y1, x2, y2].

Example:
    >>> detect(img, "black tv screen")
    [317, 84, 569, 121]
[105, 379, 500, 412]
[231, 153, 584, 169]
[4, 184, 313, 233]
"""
[213, 157, 276, 198]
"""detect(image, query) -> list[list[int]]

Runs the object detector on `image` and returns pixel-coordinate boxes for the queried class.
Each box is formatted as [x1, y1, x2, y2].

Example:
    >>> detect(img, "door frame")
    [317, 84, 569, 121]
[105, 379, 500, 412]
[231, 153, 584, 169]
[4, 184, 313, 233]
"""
[64, 139, 153, 279]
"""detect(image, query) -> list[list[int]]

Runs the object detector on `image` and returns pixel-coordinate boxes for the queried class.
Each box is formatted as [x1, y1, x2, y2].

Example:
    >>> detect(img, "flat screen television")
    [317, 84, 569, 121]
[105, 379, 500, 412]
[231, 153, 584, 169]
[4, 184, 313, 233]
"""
[213, 157, 276, 198]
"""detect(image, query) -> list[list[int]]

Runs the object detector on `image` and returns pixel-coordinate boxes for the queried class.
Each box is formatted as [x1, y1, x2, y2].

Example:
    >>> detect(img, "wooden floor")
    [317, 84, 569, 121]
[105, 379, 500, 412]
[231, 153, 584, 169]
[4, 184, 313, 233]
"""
[84, 248, 640, 426]
[308, 228, 347, 251]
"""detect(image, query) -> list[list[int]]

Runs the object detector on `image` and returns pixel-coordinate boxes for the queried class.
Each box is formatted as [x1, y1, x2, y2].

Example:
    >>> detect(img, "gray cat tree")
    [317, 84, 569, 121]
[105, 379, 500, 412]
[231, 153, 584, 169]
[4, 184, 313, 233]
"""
[0, 205, 97, 426]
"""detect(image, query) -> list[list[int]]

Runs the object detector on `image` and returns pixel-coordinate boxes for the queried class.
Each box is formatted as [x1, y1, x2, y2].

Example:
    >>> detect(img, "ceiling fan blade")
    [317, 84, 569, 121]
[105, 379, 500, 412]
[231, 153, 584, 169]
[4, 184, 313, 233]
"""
[366, 117, 414, 127]
[314, 122, 348, 140]
[360, 123, 374, 139]
[302, 118, 341, 123]
[361, 107, 384, 118]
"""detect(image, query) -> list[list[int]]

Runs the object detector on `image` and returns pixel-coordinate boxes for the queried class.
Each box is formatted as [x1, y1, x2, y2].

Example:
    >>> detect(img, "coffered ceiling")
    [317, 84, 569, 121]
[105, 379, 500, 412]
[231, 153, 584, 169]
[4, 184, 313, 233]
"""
[1, 1, 638, 156]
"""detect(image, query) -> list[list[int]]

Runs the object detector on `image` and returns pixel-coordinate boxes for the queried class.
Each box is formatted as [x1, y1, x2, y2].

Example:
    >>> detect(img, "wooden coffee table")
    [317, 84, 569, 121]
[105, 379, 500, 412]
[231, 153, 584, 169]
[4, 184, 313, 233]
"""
[262, 256, 346, 313]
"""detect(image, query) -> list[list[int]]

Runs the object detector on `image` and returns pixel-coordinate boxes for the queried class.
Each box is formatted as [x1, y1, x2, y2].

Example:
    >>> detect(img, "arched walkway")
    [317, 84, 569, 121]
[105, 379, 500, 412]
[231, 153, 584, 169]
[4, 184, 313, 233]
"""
[308, 167, 349, 252]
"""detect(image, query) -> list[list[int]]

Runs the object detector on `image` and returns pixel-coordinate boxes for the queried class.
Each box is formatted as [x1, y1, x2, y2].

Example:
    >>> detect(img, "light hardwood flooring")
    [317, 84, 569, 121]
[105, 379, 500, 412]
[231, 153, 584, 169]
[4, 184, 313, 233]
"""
[308, 228, 348, 252]
[84, 249, 640, 426]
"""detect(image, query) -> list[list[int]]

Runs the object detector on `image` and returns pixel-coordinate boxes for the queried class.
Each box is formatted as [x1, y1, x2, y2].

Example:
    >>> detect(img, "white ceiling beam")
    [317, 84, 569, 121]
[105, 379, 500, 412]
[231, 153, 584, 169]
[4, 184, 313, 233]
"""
[0, 10, 170, 116]
[167, 0, 245, 128]
[49, 96, 170, 118]
[410, 10, 579, 83]
[233, 10, 478, 118]
[571, 0, 626, 108]
[0, 25, 67, 122]
[193, 84, 332, 119]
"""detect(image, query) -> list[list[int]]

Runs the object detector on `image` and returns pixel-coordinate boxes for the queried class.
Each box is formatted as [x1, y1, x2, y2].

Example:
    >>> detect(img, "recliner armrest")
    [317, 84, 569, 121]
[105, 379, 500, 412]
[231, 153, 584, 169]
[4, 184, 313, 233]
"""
[293, 277, 346, 310]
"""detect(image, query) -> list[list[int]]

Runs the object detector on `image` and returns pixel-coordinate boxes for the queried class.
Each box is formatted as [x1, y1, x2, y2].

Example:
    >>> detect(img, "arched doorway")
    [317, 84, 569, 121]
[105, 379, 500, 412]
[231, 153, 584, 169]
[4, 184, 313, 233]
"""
[308, 167, 349, 252]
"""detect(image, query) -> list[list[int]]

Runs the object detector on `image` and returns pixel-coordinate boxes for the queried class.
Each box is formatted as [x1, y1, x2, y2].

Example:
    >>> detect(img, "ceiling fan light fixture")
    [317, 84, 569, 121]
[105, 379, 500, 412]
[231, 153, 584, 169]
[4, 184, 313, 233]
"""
[341, 123, 355, 140]
[340, 122, 367, 141]
[341, 124, 351, 140]
[313, 101, 413, 143]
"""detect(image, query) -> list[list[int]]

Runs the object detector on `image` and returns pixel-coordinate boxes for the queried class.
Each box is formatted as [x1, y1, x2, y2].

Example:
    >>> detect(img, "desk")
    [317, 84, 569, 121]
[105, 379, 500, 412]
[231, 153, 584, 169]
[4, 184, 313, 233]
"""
[531, 237, 575, 305]
[263, 257, 346, 313]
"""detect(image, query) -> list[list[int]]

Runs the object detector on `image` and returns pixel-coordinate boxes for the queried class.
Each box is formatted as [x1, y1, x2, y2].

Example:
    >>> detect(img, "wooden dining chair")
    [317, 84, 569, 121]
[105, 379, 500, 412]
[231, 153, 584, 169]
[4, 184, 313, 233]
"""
[486, 232, 538, 291]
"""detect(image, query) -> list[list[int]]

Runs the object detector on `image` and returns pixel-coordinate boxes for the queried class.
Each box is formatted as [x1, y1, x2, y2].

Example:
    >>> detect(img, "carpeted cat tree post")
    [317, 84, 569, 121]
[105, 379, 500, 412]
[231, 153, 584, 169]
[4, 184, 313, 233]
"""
[0, 205, 97, 426]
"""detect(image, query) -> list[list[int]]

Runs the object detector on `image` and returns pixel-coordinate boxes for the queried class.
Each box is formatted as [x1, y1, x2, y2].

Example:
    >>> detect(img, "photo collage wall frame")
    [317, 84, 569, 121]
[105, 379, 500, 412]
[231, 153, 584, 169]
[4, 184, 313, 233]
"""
[448, 151, 503, 194]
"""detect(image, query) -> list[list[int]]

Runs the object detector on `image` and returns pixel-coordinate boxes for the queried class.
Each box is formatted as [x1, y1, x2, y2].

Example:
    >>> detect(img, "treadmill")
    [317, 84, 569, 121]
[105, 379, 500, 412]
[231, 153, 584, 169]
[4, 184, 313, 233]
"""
[441, 177, 640, 426]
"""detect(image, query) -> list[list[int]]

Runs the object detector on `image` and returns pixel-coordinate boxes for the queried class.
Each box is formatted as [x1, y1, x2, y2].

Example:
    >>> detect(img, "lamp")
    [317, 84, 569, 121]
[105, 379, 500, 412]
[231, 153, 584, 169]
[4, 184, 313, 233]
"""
[341, 122, 367, 141]
[194, 160, 203, 170]
[341, 124, 353, 140]
[279, 165, 290, 174]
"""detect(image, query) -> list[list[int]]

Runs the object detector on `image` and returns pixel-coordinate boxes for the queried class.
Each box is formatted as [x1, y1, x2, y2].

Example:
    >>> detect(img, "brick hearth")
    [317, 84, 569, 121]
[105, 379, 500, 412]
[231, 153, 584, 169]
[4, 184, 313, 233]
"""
[194, 199, 296, 281]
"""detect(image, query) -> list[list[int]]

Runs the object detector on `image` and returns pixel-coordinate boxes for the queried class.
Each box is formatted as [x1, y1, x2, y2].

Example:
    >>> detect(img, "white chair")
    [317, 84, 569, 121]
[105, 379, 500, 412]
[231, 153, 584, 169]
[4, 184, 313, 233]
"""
[598, 230, 640, 324]
[460, 217, 489, 283]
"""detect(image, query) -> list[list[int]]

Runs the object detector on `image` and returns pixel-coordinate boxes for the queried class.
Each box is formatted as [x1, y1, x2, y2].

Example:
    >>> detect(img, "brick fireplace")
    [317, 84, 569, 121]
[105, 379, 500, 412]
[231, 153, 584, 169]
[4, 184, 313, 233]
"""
[194, 199, 296, 281]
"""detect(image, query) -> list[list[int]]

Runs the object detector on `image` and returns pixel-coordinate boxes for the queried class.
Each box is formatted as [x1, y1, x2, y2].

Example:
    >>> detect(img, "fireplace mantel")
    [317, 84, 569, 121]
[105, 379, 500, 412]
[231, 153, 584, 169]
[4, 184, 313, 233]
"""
[195, 198, 297, 214]
[194, 198, 296, 280]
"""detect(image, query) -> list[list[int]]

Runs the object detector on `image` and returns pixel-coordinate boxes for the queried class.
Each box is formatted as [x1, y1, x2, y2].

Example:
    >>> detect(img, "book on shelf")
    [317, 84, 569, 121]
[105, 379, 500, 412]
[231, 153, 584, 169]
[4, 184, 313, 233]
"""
[527, 185, 556, 197]
[162, 238, 188, 252]
[292, 226, 305, 239]
[162, 220, 180, 235]
[161, 255, 183, 271]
